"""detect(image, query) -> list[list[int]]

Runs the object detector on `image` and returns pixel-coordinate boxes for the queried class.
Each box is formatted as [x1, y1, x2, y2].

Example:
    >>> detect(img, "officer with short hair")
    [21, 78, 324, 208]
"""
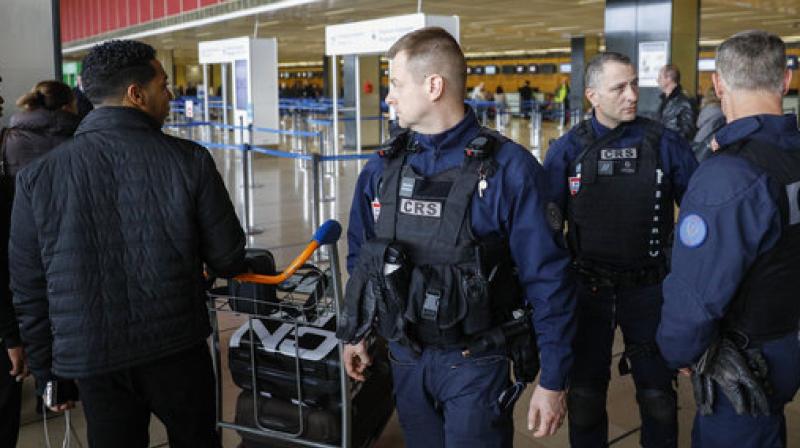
[544, 52, 698, 448]
[657, 30, 800, 447]
[337, 27, 576, 448]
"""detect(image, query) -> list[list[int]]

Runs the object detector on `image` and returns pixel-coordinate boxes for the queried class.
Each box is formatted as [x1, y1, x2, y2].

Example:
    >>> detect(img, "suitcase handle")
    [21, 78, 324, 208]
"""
[234, 220, 341, 285]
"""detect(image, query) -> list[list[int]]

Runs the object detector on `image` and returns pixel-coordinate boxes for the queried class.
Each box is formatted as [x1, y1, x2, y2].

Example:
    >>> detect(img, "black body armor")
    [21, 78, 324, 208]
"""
[720, 139, 800, 342]
[567, 118, 669, 276]
[338, 128, 538, 382]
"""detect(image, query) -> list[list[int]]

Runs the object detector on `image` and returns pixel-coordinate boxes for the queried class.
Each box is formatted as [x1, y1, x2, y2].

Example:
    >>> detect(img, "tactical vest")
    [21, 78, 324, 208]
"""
[719, 139, 800, 342]
[373, 128, 521, 347]
[567, 118, 670, 270]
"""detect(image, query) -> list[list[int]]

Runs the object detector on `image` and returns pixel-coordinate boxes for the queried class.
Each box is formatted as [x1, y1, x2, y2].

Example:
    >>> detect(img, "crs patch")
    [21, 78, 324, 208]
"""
[678, 214, 708, 248]
[600, 147, 637, 160]
[400, 198, 442, 218]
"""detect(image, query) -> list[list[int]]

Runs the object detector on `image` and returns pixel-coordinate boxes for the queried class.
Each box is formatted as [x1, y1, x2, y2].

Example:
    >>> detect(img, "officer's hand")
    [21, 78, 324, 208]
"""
[527, 385, 566, 437]
[7, 347, 29, 382]
[343, 340, 371, 382]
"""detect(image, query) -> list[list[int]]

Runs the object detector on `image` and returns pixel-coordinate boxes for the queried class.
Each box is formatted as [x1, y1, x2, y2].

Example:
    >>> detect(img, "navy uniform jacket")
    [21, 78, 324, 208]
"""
[657, 115, 800, 379]
[346, 109, 576, 391]
[543, 116, 698, 241]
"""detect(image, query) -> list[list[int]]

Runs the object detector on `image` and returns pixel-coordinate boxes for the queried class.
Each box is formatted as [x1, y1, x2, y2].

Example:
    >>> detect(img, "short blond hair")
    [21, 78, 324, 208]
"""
[387, 27, 466, 95]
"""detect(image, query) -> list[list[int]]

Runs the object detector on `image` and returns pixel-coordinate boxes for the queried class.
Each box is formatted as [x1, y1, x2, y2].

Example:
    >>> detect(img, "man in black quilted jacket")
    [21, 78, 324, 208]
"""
[9, 40, 246, 448]
[656, 64, 697, 141]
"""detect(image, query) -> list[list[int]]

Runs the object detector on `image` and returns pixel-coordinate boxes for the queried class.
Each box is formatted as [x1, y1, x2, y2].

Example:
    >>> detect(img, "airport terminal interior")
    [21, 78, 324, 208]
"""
[1, 0, 800, 446]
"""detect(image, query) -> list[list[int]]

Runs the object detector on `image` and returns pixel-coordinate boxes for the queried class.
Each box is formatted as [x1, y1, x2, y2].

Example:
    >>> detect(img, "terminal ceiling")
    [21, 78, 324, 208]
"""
[64, 0, 800, 64]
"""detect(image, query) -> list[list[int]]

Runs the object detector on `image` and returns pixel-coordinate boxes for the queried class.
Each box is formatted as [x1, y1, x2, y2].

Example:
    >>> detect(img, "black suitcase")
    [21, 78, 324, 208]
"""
[228, 311, 342, 406]
[235, 352, 394, 448]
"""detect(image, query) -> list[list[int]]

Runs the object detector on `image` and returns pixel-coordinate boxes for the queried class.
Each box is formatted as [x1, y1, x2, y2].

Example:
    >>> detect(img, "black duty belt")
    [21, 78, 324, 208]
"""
[722, 325, 800, 347]
[572, 261, 666, 289]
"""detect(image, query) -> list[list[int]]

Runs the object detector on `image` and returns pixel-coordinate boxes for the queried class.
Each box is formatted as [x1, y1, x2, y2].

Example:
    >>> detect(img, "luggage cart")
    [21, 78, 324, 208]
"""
[207, 220, 392, 448]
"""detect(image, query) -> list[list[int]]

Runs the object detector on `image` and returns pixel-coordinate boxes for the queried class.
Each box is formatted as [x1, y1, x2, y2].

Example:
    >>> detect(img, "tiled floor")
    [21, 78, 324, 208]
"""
[15, 116, 800, 447]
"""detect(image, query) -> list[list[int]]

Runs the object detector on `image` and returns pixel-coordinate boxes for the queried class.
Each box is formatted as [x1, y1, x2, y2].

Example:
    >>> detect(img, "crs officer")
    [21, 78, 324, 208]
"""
[544, 52, 698, 448]
[657, 30, 800, 447]
[337, 27, 576, 447]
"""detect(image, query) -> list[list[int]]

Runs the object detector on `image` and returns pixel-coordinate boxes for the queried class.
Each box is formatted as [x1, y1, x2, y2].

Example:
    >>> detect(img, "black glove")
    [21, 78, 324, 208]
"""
[693, 336, 770, 416]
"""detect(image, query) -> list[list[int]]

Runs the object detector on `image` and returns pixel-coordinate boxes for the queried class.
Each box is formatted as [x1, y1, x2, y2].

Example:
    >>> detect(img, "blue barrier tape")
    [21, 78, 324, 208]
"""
[163, 121, 212, 128]
[195, 141, 245, 150]
[250, 146, 313, 160]
[188, 136, 375, 162]
[320, 153, 376, 161]
[209, 122, 244, 130]
[252, 126, 321, 138]
[165, 120, 323, 139]
[306, 116, 383, 127]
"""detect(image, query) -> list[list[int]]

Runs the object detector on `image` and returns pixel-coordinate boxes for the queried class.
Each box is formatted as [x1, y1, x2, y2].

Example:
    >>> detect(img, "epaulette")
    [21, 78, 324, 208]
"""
[377, 129, 417, 158]
[464, 128, 504, 159]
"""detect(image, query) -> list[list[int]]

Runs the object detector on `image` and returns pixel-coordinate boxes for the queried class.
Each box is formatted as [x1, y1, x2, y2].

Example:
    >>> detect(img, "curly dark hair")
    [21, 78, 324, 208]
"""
[81, 40, 157, 104]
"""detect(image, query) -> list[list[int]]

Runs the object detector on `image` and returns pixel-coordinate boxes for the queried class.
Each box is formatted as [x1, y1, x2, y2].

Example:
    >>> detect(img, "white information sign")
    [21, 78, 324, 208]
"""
[198, 37, 250, 64]
[184, 99, 194, 118]
[325, 13, 459, 56]
[638, 41, 668, 87]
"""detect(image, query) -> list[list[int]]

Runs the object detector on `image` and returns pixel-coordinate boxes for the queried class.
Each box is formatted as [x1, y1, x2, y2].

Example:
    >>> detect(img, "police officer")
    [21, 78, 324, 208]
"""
[337, 27, 576, 447]
[544, 52, 698, 448]
[657, 30, 800, 447]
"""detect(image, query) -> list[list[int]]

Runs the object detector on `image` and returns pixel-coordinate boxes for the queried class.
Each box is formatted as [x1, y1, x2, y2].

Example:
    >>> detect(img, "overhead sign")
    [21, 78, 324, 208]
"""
[198, 37, 250, 64]
[698, 58, 715, 72]
[638, 41, 668, 87]
[325, 13, 459, 56]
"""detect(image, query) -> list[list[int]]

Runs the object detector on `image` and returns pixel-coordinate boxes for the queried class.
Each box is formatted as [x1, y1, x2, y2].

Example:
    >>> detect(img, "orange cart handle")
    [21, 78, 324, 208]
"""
[233, 220, 341, 285]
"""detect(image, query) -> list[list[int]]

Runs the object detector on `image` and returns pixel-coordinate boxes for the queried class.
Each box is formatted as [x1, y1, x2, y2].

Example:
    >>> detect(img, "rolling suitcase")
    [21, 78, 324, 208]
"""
[235, 347, 393, 448]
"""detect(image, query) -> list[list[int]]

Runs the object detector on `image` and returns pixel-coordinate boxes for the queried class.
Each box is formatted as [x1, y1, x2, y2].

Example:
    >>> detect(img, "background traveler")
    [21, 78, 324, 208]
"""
[3, 81, 79, 178]
[691, 86, 726, 162]
[656, 64, 697, 141]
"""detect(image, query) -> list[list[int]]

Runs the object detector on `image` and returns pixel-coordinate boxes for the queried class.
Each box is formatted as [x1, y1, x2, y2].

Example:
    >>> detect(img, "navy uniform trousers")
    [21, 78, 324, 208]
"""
[388, 342, 513, 448]
[569, 282, 677, 448]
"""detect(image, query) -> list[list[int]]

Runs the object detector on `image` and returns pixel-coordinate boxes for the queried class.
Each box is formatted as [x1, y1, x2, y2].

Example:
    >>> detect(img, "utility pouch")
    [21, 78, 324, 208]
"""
[460, 271, 492, 335]
[509, 336, 540, 384]
[463, 307, 540, 383]
[405, 264, 468, 331]
[499, 309, 540, 383]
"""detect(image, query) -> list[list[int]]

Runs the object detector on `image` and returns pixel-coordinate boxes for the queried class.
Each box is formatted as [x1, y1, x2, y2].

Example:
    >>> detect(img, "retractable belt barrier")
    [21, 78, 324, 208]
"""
[162, 119, 374, 248]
